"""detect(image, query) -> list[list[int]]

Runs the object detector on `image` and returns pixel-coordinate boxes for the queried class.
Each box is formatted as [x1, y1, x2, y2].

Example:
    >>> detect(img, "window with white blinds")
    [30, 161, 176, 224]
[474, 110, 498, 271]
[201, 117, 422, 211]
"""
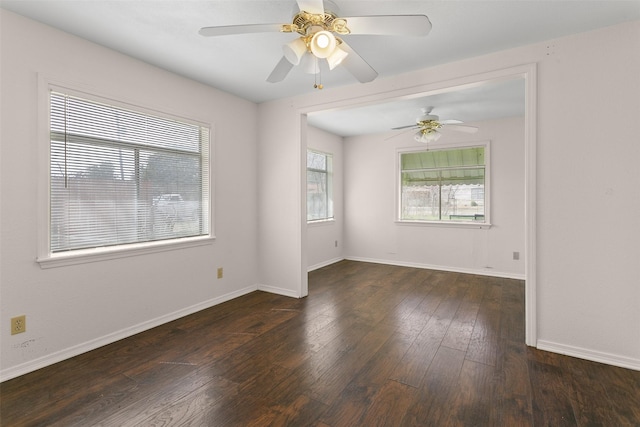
[49, 90, 210, 254]
[307, 149, 333, 222]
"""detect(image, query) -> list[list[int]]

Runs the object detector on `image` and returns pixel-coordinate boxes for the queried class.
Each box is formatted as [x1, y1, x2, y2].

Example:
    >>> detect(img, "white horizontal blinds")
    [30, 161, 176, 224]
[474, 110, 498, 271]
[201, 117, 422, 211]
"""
[50, 90, 209, 253]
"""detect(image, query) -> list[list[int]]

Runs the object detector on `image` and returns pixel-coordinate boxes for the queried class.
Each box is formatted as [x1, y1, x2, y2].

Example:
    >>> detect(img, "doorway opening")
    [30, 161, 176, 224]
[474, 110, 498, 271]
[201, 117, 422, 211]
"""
[300, 64, 537, 345]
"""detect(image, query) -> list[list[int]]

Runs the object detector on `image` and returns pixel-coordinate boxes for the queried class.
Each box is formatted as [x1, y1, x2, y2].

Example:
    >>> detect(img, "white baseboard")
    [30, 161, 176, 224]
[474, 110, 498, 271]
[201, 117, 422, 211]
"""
[308, 257, 344, 272]
[257, 283, 301, 298]
[0, 285, 258, 382]
[344, 256, 526, 280]
[536, 340, 640, 371]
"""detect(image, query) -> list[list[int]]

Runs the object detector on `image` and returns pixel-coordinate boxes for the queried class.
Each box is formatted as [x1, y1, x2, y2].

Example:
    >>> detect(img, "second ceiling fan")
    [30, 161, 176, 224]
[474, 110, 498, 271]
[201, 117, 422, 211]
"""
[199, 0, 432, 86]
[393, 107, 479, 143]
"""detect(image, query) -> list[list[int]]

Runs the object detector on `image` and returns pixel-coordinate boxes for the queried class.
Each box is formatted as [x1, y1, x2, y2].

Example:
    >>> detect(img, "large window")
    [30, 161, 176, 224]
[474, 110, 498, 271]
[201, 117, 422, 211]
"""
[47, 88, 210, 256]
[307, 149, 333, 222]
[399, 144, 488, 223]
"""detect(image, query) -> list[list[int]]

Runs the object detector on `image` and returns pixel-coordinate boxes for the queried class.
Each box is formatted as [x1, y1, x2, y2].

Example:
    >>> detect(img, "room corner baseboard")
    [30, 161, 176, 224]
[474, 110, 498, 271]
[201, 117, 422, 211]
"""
[536, 340, 640, 371]
[256, 284, 300, 298]
[344, 256, 526, 280]
[308, 257, 344, 272]
[0, 285, 258, 383]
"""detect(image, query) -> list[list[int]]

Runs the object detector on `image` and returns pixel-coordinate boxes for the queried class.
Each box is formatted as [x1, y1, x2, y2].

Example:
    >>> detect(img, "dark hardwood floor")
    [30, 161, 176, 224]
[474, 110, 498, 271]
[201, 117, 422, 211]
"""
[2, 260, 639, 426]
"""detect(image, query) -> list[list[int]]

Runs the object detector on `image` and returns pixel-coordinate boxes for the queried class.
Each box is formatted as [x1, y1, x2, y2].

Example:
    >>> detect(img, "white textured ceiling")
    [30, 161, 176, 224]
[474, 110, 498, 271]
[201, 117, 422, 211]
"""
[2, 0, 639, 135]
[308, 77, 526, 136]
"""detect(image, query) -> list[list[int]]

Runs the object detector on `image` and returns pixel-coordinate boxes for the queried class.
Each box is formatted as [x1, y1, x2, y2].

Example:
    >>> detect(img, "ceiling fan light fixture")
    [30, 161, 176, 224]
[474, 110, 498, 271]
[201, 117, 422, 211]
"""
[327, 45, 348, 70]
[415, 129, 441, 143]
[310, 30, 337, 58]
[283, 37, 307, 65]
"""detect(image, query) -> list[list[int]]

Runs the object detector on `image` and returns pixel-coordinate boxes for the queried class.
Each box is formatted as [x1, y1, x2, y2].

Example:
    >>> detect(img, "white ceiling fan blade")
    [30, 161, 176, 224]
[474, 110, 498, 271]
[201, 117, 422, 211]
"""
[296, 0, 325, 14]
[443, 124, 479, 133]
[266, 57, 295, 83]
[440, 119, 463, 125]
[385, 127, 415, 141]
[343, 15, 432, 36]
[338, 41, 378, 83]
[391, 124, 418, 130]
[199, 24, 282, 37]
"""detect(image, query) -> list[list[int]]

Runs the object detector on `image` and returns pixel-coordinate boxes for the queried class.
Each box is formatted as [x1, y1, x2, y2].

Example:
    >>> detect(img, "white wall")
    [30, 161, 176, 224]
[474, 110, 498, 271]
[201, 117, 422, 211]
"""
[344, 117, 525, 279]
[258, 20, 640, 370]
[256, 105, 306, 297]
[533, 21, 640, 368]
[307, 126, 344, 271]
[0, 10, 259, 380]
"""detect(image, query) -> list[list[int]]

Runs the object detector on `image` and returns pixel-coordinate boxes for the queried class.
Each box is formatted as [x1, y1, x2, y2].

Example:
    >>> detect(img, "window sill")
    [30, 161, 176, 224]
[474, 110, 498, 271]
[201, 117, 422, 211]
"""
[37, 235, 215, 269]
[307, 218, 335, 227]
[396, 220, 492, 229]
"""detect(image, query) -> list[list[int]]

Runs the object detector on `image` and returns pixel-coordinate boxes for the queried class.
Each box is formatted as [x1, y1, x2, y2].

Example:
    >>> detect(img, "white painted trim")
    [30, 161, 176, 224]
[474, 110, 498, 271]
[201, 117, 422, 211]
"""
[0, 285, 258, 382]
[345, 256, 526, 281]
[257, 283, 301, 299]
[299, 114, 309, 298]
[308, 257, 344, 272]
[38, 236, 216, 269]
[524, 63, 538, 347]
[394, 220, 492, 229]
[537, 340, 640, 372]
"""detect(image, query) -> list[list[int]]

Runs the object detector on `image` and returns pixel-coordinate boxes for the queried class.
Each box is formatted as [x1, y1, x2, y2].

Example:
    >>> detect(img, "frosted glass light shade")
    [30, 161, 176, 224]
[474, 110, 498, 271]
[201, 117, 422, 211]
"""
[283, 37, 307, 65]
[415, 130, 441, 143]
[310, 31, 337, 58]
[327, 46, 348, 70]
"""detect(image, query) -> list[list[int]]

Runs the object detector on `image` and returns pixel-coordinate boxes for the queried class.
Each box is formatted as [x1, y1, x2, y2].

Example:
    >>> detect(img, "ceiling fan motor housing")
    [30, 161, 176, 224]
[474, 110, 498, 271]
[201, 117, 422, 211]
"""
[285, 9, 350, 36]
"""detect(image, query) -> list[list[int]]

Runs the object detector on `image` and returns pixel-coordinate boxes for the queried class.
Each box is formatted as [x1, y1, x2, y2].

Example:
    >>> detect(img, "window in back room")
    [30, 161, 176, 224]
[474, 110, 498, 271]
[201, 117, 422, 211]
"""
[307, 149, 333, 222]
[399, 143, 489, 224]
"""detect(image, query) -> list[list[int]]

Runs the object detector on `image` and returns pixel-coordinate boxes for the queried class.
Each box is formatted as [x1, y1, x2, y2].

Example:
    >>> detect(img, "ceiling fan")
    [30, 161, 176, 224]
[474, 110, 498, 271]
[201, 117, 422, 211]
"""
[199, 0, 432, 87]
[392, 107, 479, 143]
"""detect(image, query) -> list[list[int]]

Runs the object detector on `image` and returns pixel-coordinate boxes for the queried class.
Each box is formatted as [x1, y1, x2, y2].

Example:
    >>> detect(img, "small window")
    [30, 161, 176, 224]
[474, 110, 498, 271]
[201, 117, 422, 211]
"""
[399, 144, 488, 223]
[307, 149, 333, 222]
[47, 89, 211, 256]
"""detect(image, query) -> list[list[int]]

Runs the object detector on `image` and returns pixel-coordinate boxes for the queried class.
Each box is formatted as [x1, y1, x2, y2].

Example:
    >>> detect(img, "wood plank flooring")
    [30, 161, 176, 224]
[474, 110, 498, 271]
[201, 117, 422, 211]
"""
[2, 260, 639, 426]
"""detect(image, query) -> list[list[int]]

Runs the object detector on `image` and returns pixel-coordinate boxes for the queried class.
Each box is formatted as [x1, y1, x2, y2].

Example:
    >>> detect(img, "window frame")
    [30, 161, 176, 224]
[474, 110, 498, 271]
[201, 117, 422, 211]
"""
[37, 77, 215, 268]
[306, 148, 334, 223]
[396, 140, 491, 229]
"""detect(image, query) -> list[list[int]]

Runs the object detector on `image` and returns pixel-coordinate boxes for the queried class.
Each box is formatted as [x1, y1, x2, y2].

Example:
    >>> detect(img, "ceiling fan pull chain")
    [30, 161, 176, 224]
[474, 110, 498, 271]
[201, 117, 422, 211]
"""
[313, 60, 324, 89]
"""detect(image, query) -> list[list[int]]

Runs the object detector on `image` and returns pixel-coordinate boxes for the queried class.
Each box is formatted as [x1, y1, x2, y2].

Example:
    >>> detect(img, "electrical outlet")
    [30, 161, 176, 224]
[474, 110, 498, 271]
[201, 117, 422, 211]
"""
[513, 251, 520, 260]
[11, 315, 26, 335]
[335, 240, 338, 247]
[217, 267, 223, 279]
